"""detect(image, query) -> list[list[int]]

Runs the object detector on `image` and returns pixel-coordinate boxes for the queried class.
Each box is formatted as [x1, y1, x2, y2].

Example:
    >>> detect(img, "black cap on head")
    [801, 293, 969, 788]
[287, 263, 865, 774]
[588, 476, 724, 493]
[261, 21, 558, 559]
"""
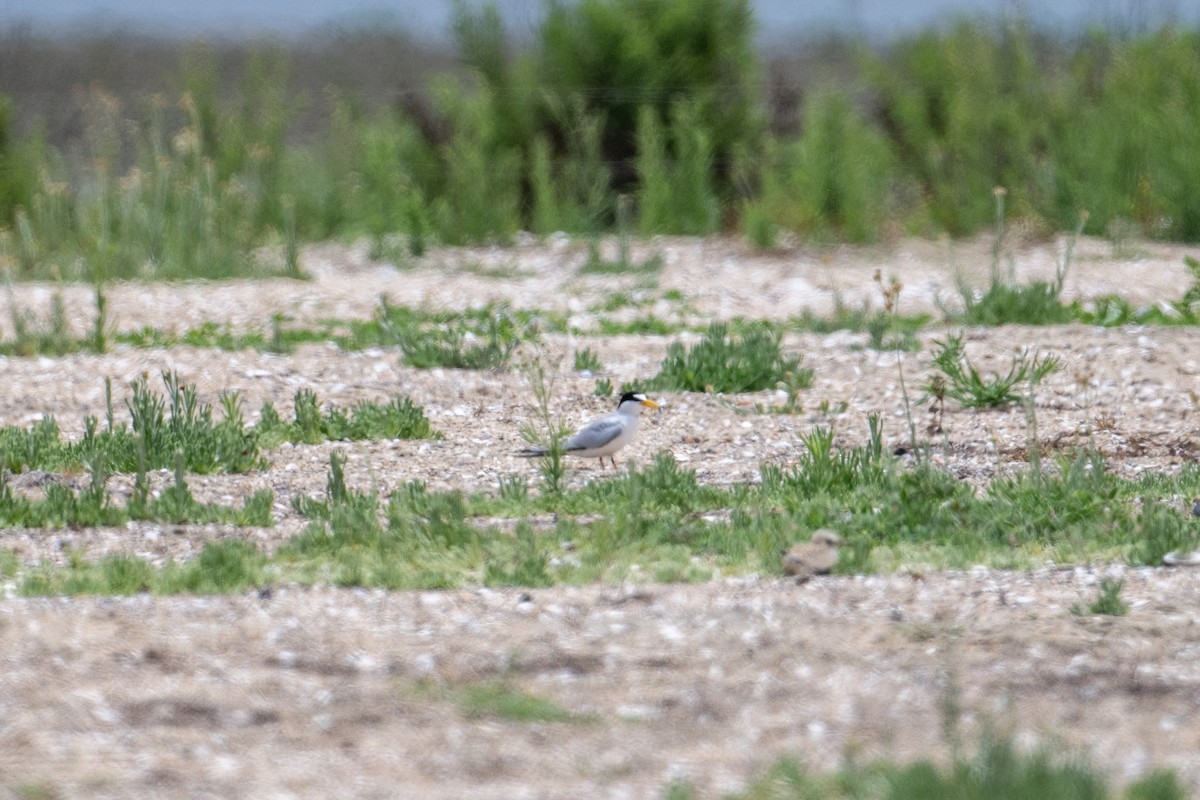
[618, 391, 646, 405]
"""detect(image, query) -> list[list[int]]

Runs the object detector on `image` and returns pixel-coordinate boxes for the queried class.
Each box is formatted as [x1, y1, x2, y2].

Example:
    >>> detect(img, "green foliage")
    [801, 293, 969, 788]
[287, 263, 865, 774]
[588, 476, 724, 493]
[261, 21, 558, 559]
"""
[367, 300, 535, 369]
[124, 372, 265, 474]
[1126, 501, 1195, 567]
[256, 390, 439, 446]
[157, 539, 266, 594]
[645, 322, 809, 394]
[864, 21, 1057, 235]
[720, 733, 1184, 800]
[572, 347, 604, 373]
[9, 19, 1200, 280]
[960, 280, 1076, 326]
[413, 677, 585, 723]
[0, 372, 263, 475]
[457, 680, 577, 722]
[528, 109, 612, 235]
[17, 414, 1200, 593]
[0, 374, 438, 477]
[1072, 578, 1129, 617]
[519, 356, 572, 497]
[484, 523, 553, 587]
[926, 333, 1061, 409]
[1054, 31, 1200, 240]
[742, 92, 894, 242]
[0, 454, 272, 531]
[636, 101, 721, 235]
[429, 83, 523, 244]
[532, 0, 760, 204]
[0, 96, 41, 227]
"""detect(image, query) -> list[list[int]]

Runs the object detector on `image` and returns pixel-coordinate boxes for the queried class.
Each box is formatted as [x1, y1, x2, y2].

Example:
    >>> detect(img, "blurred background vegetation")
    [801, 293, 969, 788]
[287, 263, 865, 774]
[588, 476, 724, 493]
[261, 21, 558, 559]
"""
[1, 0, 1199, 280]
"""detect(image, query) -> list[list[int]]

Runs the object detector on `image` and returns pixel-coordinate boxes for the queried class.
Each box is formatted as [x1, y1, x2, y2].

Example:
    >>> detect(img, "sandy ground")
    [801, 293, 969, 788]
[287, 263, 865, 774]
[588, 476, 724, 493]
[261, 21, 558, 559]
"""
[3, 233, 1200, 798]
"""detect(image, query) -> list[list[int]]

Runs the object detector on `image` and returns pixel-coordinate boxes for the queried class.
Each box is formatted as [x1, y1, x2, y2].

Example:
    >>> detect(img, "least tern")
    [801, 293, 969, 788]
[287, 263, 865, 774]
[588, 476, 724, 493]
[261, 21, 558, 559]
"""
[782, 529, 843, 581]
[520, 391, 660, 468]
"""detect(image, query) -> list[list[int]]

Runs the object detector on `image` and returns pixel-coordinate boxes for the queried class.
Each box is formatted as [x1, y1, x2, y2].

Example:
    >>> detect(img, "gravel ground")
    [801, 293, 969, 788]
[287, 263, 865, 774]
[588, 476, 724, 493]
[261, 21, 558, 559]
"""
[2, 233, 1200, 798]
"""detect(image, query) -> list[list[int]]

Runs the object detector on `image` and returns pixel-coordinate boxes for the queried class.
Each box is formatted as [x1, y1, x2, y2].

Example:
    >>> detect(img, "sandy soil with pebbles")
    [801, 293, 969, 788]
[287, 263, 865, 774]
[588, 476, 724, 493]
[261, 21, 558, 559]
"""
[3, 234, 1200, 798]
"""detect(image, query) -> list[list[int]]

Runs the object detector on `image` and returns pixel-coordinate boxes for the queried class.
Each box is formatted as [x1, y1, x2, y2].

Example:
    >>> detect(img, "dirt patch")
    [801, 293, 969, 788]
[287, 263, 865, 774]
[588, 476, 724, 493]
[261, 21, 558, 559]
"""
[2, 234, 1200, 798]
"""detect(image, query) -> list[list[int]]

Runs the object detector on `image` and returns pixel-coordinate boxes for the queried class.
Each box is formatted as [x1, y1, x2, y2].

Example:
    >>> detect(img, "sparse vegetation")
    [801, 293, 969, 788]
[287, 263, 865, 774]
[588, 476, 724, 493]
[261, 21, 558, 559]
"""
[0, 373, 439, 477]
[704, 733, 1184, 800]
[14, 418, 1200, 591]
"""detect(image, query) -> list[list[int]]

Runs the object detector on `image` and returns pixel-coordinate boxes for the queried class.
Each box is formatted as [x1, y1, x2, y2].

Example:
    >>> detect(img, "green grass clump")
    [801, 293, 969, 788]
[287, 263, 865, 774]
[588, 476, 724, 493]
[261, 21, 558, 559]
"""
[643, 322, 810, 394]
[349, 300, 541, 369]
[960, 280, 1076, 327]
[790, 305, 927, 352]
[1072, 577, 1129, 617]
[572, 347, 604, 373]
[926, 333, 1060, 409]
[410, 677, 586, 723]
[456, 680, 580, 723]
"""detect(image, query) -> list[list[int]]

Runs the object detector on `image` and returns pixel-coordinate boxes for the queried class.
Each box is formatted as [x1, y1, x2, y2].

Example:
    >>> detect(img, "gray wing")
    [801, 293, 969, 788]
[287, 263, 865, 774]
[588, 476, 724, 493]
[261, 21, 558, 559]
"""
[566, 415, 624, 451]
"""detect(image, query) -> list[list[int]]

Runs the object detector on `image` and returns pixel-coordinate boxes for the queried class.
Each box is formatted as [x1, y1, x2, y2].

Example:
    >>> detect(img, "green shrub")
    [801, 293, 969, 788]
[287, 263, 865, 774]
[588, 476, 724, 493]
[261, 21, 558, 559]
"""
[742, 92, 894, 242]
[864, 20, 1058, 234]
[534, 0, 760, 194]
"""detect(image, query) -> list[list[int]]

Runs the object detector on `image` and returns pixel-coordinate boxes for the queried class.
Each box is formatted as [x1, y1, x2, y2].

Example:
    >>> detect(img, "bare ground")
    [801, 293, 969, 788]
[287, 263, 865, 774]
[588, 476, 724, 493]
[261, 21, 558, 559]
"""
[3, 234, 1200, 798]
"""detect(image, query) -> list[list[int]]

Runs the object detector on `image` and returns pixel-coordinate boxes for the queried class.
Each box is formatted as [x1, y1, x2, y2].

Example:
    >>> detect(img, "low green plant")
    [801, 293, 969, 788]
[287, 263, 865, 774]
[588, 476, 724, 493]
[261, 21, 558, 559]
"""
[484, 523, 552, 587]
[926, 333, 1060, 409]
[644, 322, 810, 394]
[594, 315, 677, 336]
[3, 289, 78, 357]
[0, 372, 264, 475]
[713, 732, 1184, 800]
[959, 279, 1075, 327]
[593, 377, 614, 397]
[0, 377, 439, 478]
[580, 245, 663, 276]
[956, 208, 1086, 327]
[1072, 577, 1129, 617]
[573, 347, 604, 373]
[1126, 501, 1195, 566]
[256, 390, 440, 447]
[20, 541, 267, 596]
[519, 355, 572, 497]
[458, 680, 577, 722]
[0, 450, 272, 530]
[412, 677, 584, 723]
[155, 539, 267, 595]
[384, 303, 535, 370]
